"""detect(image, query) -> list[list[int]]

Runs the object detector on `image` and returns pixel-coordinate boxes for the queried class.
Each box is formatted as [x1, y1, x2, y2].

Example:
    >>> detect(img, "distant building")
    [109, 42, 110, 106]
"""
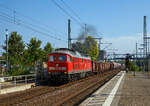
[99, 50, 106, 61]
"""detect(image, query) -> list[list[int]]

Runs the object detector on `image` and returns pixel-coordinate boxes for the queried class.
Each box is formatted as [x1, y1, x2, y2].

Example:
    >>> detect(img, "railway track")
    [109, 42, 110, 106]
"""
[0, 86, 54, 105]
[0, 74, 94, 105]
[60, 71, 119, 106]
[0, 70, 120, 106]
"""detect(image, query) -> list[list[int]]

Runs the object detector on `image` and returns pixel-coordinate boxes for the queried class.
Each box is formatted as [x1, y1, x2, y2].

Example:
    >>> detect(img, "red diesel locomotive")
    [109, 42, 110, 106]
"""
[46, 48, 92, 81]
[46, 48, 122, 82]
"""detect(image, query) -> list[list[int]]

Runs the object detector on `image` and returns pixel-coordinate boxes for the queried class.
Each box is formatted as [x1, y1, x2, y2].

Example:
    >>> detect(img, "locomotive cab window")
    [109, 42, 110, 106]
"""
[58, 55, 67, 61]
[68, 56, 71, 62]
[49, 55, 57, 62]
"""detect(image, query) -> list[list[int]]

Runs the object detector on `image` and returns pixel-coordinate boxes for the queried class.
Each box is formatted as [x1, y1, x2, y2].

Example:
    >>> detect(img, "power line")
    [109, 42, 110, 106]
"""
[54, 1, 104, 38]
[0, 12, 66, 40]
[14, 11, 67, 37]
[51, 0, 84, 28]
[60, 0, 83, 22]
[0, 12, 67, 42]
[0, 10, 67, 41]
[0, 3, 68, 40]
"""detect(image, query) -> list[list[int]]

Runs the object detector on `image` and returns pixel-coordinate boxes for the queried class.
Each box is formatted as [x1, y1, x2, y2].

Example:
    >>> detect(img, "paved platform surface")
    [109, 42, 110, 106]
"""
[80, 71, 150, 106]
[0, 83, 35, 94]
[0, 82, 19, 89]
[0, 81, 34, 89]
[117, 71, 150, 106]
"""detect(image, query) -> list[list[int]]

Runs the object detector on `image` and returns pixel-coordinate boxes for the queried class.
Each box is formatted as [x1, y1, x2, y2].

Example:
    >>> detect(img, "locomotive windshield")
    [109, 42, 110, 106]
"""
[49, 55, 57, 62]
[49, 55, 67, 62]
[58, 55, 66, 61]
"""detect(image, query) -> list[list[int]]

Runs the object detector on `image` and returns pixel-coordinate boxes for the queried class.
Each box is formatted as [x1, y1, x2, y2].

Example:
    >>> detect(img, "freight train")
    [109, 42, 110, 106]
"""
[42, 48, 122, 82]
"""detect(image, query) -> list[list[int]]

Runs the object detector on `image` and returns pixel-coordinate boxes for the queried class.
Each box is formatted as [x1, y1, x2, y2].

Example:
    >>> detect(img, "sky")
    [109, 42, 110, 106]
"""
[0, 0, 150, 55]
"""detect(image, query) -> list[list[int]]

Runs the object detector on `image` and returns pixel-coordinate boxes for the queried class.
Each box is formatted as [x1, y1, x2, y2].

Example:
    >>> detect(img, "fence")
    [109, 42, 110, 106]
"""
[0, 74, 36, 89]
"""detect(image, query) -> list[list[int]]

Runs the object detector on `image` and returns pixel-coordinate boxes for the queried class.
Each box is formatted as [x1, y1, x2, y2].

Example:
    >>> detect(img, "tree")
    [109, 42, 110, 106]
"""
[44, 42, 53, 54]
[25, 37, 42, 65]
[2, 32, 28, 75]
[72, 42, 87, 55]
[43, 42, 53, 62]
[84, 36, 99, 60]
[3, 32, 25, 65]
[128, 61, 139, 71]
[72, 24, 99, 60]
[72, 36, 99, 61]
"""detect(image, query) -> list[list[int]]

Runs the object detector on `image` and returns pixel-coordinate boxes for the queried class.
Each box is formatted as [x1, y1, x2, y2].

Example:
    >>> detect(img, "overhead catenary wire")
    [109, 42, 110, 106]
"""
[0, 11, 68, 42]
[0, 3, 68, 41]
[13, 10, 67, 37]
[60, 0, 83, 22]
[0, 2, 102, 42]
[51, 0, 84, 28]
[53, 0, 104, 37]
[57, 1, 104, 38]
[0, 12, 67, 41]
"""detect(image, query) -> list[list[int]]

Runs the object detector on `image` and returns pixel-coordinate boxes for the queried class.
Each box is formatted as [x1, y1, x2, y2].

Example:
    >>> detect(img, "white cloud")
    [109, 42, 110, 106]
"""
[104, 34, 143, 54]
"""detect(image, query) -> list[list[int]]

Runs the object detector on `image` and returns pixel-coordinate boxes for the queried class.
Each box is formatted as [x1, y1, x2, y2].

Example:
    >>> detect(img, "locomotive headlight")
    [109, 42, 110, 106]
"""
[64, 72, 67, 74]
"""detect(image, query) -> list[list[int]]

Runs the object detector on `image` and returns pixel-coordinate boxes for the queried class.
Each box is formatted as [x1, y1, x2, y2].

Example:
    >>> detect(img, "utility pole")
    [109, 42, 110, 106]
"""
[68, 19, 71, 49]
[136, 42, 138, 64]
[98, 38, 102, 50]
[84, 24, 87, 36]
[143, 16, 148, 71]
[143, 16, 147, 57]
[136, 42, 138, 61]
[13, 10, 16, 24]
[113, 52, 116, 61]
[5, 29, 9, 72]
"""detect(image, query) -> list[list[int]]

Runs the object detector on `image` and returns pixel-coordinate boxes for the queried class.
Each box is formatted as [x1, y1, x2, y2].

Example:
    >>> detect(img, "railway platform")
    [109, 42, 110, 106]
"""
[0, 74, 36, 94]
[80, 71, 150, 106]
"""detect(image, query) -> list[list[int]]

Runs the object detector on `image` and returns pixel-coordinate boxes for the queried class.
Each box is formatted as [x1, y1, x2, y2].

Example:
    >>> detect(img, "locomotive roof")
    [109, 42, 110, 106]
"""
[51, 48, 91, 60]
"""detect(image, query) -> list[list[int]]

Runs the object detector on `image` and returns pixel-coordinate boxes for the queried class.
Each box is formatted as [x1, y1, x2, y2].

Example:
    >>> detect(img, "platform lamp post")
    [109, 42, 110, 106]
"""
[136, 43, 143, 59]
[138, 47, 144, 72]
[135, 43, 145, 72]
[135, 43, 141, 65]
[5, 29, 9, 72]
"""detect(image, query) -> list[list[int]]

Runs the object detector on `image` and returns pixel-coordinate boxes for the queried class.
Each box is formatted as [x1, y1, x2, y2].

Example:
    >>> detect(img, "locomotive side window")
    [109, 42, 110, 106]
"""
[68, 56, 71, 62]
[49, 55, 56, 61]
[58, 56, 67, 61]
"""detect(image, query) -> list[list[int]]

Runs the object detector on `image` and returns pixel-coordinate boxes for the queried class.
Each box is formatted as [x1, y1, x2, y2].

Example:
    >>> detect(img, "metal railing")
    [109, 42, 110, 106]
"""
[0, 74, 36, 89]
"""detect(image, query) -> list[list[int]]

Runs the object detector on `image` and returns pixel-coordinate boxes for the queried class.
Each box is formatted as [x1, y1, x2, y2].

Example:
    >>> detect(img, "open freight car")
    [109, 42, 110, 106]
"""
[92, 61, 121, 74]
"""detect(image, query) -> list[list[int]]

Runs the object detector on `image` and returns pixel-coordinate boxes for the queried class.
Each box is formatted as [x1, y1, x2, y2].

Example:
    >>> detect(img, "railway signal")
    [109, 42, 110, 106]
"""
[125, 54, 130, 72]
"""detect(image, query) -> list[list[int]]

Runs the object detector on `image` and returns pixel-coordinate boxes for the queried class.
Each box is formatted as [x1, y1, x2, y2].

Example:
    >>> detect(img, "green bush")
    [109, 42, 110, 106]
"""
[7, 65, 30, 76]
[129, 61, 139, 71]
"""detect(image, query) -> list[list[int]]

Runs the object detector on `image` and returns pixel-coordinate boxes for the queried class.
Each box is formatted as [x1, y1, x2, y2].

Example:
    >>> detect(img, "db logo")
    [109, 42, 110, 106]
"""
[56, 64, 59, 67]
